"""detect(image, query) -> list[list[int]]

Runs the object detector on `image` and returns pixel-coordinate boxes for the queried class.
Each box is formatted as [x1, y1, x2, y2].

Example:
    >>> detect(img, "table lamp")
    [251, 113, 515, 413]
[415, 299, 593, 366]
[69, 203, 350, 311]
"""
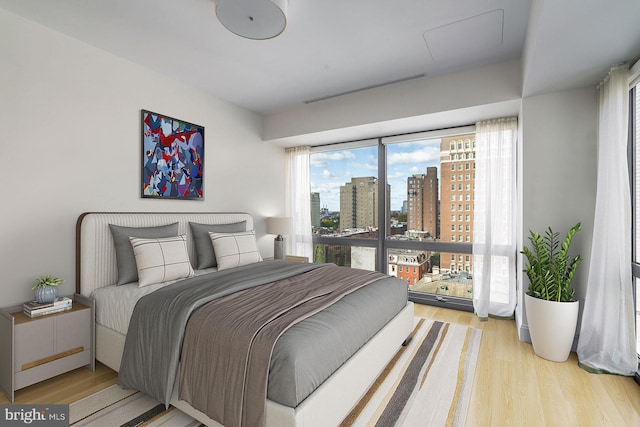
[266, 217, 292, 260]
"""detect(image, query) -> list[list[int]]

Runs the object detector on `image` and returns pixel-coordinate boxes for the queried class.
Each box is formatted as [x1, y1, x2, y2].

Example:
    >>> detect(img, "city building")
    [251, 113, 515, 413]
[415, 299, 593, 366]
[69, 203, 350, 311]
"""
[310, 192, 321, 228]
[439, 134, 475, 273]
[339, 177, 385, 231]
[388, 251, 429, 286]
[406, 166, 439, 238]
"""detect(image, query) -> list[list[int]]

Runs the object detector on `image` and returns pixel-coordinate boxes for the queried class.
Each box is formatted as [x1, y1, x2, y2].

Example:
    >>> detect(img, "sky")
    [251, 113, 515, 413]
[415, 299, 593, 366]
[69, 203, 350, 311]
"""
[310, 139, 442, 212]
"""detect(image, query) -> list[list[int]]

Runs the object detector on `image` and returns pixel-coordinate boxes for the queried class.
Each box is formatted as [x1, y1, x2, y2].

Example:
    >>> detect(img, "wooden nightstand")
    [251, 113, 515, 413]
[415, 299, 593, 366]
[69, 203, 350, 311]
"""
[0, 294, 94, 402]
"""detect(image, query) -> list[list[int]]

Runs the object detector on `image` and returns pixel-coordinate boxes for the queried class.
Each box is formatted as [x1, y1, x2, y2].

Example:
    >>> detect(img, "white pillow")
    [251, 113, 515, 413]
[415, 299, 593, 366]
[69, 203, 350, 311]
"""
[209, 230, 262, 271]
[130, 234, 195, 287]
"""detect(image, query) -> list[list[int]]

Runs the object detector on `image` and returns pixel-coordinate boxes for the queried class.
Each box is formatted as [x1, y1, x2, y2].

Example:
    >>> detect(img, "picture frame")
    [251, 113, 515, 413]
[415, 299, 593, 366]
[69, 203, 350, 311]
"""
[141, 109, 204, 199]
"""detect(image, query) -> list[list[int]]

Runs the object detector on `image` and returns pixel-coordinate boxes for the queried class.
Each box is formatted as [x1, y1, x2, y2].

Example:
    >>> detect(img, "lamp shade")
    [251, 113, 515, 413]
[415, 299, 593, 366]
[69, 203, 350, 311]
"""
[215, 0, 288, 40]
[266, 217, 292, 236]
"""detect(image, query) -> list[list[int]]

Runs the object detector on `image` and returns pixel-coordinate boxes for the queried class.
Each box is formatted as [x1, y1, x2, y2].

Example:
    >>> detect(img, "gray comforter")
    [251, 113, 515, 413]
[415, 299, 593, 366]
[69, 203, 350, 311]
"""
[118, 260, 408, 426]
[119, 260, 322, 406]
[178, 263, 392, 427]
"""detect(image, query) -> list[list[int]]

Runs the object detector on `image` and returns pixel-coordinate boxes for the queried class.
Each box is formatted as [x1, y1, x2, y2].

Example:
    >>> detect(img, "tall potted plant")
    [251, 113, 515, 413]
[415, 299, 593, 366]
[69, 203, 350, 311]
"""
[521, 223, 581, 362]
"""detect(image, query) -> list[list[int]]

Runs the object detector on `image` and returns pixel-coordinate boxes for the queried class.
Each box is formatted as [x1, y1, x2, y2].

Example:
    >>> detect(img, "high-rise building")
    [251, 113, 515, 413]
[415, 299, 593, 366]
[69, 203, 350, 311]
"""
[407, 175, 422, 231]
[406, 166, 439, 238]
[310, 192, 321, 228]
[440, 134, 475, 273]
[339, 177, 380, 231]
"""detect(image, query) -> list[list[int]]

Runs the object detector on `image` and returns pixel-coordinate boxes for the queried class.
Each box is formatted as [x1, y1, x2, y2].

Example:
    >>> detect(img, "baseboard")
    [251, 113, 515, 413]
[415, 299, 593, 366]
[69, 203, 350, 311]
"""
[518, 325, 531, 343]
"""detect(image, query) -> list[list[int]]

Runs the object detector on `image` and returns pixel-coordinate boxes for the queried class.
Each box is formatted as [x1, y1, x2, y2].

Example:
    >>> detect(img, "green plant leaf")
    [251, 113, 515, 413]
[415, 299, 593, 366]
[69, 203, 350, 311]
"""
[521, 223, 581, 302]
[32, 275, 64, 289]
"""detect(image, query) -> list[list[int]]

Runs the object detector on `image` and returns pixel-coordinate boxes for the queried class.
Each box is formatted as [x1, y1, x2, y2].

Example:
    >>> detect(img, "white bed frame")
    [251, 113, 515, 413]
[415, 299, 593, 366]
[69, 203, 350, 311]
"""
[77, 212, 414, 427]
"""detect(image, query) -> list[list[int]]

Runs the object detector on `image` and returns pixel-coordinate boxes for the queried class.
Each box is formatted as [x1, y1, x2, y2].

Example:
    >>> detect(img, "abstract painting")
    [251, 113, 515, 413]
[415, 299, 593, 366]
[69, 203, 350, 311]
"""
[141, 110, 204, 199]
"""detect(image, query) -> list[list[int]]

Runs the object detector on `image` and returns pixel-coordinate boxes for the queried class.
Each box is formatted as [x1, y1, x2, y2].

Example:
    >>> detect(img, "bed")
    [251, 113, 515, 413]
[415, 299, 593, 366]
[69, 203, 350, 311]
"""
[76, 212, 414, 427]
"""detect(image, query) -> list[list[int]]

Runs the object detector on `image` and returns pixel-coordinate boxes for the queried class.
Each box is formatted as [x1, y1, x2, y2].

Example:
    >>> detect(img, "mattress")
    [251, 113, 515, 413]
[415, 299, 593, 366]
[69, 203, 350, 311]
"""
[92, 268, 216, 334]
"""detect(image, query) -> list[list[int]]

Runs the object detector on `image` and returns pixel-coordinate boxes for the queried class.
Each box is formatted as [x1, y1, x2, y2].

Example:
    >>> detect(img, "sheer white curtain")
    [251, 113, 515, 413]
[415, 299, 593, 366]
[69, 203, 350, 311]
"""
[576, 65, 637, 375]
[285, 146, 313, 261]
[472, 117, 518, 320]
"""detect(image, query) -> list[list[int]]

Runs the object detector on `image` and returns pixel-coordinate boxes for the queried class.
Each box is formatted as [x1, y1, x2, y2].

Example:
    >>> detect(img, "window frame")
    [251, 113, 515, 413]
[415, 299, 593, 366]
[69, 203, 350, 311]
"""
[385, 129, 475, 310]
[311, 126, 478, 311]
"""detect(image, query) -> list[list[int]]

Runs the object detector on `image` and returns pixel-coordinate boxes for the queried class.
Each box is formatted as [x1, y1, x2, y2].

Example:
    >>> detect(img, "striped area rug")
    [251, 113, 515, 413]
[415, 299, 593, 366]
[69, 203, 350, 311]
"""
[69, 318, 480, 427]
[69, 385, 203, 427]
[340, 318, 482, 427]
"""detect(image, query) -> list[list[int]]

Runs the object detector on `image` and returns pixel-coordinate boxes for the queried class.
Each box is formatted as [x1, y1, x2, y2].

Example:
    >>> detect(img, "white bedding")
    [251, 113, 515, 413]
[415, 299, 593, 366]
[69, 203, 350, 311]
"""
[92, 268, 216, 334]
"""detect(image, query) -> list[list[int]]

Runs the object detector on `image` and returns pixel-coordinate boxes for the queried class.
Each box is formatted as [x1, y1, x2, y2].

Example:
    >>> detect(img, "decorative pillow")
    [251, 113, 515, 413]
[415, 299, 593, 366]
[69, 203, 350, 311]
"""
[209, 230, 262, 271]
[189, 221, 247, 269]
[109, 223, 179, 285]
[129, 234, 195, 287]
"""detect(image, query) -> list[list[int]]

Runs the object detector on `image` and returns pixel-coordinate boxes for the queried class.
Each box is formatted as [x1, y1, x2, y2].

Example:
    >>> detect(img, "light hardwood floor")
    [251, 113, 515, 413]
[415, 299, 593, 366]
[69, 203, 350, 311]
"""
[414, 304, 640, 427]
[2, 304, 639, 426]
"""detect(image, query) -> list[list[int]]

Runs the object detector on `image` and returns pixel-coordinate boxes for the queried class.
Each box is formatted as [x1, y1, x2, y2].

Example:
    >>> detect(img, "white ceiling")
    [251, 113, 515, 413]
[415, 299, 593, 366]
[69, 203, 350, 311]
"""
[1, 0, 640, 116]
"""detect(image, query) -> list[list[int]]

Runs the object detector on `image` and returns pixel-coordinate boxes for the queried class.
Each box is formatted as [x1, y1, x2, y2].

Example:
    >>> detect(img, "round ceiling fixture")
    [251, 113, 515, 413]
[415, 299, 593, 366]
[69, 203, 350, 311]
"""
[215, 0, 288, 40]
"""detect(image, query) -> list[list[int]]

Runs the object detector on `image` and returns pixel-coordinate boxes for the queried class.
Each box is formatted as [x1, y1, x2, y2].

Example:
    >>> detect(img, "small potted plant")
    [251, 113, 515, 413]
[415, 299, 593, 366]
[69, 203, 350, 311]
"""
[33, 275, 63, 304]
[521, 223, 581, 362]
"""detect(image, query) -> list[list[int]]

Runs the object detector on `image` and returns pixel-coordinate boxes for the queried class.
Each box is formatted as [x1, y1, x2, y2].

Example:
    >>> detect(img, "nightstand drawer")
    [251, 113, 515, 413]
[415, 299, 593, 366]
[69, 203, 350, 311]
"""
[13, 306, 91, 373]
[14, 349, 90, 390]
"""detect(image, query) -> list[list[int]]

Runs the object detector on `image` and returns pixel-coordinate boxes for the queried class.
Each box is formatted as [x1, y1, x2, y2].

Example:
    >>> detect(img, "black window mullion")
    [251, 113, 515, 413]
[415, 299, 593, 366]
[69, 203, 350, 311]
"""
[378, 139, 387, 273]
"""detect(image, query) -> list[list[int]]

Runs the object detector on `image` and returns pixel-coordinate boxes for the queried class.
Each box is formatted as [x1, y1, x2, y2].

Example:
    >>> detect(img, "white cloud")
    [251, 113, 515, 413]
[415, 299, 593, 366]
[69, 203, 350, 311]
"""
[351, 161, 378, 171]
[310, 150, 356, 167]
[387, 146, 439, 166]
[311, 181, 342, 192]
[310, 182, 342, 211]
[387, 170, 409, 180]
[386, 140, 440, 166]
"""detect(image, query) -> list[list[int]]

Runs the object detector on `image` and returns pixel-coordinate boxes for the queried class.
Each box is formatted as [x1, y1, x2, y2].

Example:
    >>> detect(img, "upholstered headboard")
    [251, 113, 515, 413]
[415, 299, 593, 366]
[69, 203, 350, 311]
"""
[76, 212, 254, 297]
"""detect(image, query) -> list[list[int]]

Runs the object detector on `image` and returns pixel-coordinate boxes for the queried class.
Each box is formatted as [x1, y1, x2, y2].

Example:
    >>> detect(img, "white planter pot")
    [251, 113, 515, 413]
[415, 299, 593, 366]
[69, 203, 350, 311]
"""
[524, 293, 579, 362]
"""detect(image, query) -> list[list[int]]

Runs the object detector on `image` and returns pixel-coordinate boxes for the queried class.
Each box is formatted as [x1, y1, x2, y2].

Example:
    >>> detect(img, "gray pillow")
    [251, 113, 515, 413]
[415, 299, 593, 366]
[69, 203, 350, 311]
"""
[109, 223, 179, 285]
[189, 221, 247, 269]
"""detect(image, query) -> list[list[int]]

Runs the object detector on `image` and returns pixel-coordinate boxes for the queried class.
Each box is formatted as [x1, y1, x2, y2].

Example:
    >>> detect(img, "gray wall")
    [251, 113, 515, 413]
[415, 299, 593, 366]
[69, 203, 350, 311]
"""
[0, 9, 285, 306]
[263, 60, 523, 146]
[518, 88, 598, 339]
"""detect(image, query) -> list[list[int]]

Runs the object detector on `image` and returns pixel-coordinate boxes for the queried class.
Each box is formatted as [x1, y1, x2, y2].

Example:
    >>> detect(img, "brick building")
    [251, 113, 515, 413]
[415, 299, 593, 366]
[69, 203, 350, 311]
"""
[439, 133, 475, 273]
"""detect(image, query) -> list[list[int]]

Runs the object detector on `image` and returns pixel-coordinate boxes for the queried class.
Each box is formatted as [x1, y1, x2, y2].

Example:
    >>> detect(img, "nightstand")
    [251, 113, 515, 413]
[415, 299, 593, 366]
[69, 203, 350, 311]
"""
[0, 294, 94, 402]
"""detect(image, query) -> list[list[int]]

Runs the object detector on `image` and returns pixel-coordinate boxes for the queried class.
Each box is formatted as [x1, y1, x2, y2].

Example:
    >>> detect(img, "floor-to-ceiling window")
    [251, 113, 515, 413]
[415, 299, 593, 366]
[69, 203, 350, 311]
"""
[310, 127, 478, 311]
[310, 140, 380, 270]
[383, 128, 475, 311]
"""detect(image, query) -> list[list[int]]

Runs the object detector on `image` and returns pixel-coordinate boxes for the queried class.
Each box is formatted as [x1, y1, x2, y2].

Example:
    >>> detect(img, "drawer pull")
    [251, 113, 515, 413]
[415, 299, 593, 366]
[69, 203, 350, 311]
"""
[21, 347, 85, 371]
